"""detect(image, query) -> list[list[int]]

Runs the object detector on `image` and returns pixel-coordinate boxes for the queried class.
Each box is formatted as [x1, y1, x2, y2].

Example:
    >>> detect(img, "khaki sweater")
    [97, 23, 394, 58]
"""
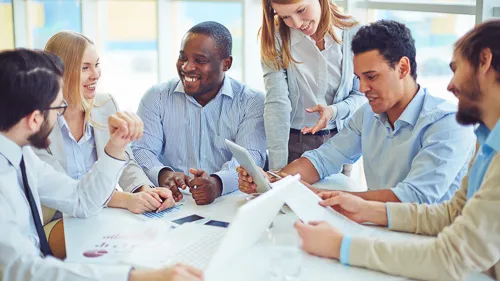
[348, 150, 500, 280]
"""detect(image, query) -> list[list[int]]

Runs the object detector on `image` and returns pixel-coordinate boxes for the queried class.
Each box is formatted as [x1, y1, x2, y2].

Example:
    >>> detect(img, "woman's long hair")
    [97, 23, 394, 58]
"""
[44, 31, 97, 126]
[260, 0, 357, 70]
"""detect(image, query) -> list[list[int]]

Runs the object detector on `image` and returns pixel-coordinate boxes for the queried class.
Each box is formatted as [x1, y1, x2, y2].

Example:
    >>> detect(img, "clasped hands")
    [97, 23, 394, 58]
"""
[159, 168, 222, 205]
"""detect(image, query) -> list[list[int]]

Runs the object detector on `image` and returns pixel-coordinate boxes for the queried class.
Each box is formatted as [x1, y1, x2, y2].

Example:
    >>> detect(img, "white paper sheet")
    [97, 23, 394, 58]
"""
[283, 180, 377, 237]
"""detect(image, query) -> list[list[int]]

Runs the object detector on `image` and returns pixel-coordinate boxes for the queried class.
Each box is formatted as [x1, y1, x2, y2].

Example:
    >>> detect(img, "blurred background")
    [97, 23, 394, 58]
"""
[1, 0, 498, 188]
[1, 0, 497, 110]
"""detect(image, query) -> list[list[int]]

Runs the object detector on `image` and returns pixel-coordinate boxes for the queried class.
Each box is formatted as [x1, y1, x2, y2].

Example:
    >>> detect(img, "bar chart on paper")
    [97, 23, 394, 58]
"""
[142, 203, 184, 219]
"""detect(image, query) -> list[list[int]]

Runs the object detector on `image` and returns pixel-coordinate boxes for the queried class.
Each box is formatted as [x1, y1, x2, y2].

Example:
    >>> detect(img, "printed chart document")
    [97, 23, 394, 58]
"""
[282, 180, 377, 237]
[68, 221, 176, 264]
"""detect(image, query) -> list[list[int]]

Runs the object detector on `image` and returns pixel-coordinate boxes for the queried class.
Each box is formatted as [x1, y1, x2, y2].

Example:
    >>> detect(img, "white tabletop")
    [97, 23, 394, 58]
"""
[64, 174, 491, 281]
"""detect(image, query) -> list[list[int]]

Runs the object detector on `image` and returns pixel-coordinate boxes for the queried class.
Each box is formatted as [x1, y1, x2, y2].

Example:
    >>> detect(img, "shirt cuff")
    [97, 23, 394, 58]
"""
[329, 105, 339, 121]
[146, 166, 173, 187]
[386, 203, 392, 229]
[98, 151, 128, 182]
[212, 170, 238, 195]
[391, 185, 422, 204]
[339, 236, 352, 265]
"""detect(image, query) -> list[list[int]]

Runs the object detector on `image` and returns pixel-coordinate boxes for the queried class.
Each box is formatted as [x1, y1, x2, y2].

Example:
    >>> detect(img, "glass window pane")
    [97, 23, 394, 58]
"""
[364, 10, 475, 102]
[27, 0, 82, 49]
[96, 1, 158, 111]
[167, 1, 244, 82]
[0, 0, 14, 50]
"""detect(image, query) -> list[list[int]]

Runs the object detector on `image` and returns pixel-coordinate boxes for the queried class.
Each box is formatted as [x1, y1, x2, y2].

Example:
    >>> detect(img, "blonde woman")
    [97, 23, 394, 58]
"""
[34, 31, 175, 258]
[260, 0, 366, 173]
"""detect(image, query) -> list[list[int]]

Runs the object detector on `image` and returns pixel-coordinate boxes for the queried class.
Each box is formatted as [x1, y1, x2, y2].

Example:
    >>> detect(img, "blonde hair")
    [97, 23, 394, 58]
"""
[260, 0, 357, 70]
[44, 31, 97, 126]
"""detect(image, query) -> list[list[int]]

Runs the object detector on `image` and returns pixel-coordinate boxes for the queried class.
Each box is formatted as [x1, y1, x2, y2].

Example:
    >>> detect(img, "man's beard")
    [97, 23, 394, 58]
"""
[456, 77, 483, 126]
[28, 119, 53, 149]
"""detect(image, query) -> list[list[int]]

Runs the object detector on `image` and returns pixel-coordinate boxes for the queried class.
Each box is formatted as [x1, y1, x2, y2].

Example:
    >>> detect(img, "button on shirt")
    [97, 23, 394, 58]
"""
[303, 87, 476, 204]
[132, 76, 266, 195]
[0, 134, 130, 280]
[290, 28, 343, 130]
[58, 115, 98, 180]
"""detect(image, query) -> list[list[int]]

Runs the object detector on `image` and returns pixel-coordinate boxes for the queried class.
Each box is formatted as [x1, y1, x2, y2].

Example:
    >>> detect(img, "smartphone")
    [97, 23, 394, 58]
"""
[204, 220, 230, 228]
[172, 214, 204, 225]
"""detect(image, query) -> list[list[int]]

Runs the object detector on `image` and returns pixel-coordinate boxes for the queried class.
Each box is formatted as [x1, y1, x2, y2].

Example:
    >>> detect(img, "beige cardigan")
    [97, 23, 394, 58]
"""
[348, 146, 500, 280]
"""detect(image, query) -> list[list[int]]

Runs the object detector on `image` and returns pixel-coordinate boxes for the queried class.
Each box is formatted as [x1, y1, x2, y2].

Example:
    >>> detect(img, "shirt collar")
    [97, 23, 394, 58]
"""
[374, 86, 425, 128]
[0, 133, 23, 168]
[477, 119, 500, 152]
[57, 115, 94, 138]
[174, 75, 233, 102]
[291, 27, 343, 48]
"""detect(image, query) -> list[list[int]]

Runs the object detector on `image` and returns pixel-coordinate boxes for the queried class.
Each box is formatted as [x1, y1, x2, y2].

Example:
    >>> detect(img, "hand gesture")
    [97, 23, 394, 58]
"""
[301, 104, 334, 134]
[106, 112, 144, 159]
[188, 168, 222, 205]
[158, 170, 191, 202]
[150, 187, 176, 213]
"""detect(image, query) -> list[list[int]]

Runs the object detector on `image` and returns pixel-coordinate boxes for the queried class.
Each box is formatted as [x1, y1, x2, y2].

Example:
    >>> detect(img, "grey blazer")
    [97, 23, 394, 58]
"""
[262, 24, 367, 170]
[34, 94, 154, 194]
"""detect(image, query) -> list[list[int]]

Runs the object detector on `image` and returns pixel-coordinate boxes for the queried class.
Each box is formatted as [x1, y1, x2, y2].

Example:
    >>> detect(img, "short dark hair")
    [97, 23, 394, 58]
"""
[352, 20, 418, 80]
[188, 21, 232, 59]
[455, 19, 500, 81]
[0, 49, 64, 131]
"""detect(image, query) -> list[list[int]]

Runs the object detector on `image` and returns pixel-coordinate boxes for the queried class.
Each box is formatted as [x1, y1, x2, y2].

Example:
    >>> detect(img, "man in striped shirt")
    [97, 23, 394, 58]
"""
[132, 21, 266, 205]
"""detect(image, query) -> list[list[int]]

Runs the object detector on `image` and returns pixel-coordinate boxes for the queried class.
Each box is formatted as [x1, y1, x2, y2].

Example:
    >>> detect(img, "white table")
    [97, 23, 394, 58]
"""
[64, 174, 491, 281]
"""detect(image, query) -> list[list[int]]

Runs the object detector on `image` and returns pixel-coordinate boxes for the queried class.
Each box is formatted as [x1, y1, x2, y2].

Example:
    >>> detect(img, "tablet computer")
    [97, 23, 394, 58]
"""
[224, 139, 272, 194]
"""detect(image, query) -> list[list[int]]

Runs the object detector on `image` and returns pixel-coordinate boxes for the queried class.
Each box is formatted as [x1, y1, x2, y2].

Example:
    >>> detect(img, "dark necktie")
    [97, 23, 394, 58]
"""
[20, 157, 53, 257]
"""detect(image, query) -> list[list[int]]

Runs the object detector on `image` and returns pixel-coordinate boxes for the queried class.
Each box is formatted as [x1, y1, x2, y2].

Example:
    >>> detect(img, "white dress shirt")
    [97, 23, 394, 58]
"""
[290, 27, 343, 130]
[0, 133, 131, 281]
[58, 115, 98, 180]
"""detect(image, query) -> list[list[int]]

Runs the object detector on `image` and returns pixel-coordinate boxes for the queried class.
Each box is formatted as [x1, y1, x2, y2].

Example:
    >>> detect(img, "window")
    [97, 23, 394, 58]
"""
[364, 10, 475, 101]
[165, 1, 244, 82]
[95, 1, 159, 111]
[27, 0, 82, 49]
[0, 0, 14, 50]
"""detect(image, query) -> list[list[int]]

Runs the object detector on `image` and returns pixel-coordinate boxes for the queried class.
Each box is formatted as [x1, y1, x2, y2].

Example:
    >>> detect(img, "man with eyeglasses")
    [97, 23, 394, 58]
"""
[0, 49, 203, 280]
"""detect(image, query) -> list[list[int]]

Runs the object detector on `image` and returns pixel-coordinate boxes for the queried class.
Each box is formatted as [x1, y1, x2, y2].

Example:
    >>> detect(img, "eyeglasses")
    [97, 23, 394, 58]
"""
[43, 99, 68, 116]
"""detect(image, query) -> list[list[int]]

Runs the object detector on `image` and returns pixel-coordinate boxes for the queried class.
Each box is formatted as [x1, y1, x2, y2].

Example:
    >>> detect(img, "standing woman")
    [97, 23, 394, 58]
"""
[35, 31, 174, 258]
[261, 0, 366, 173]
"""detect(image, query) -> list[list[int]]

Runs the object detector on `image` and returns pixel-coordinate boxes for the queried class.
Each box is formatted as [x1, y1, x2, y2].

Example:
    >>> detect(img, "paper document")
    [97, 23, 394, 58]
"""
[283, 180, 377, 237]
[70, 221, 176, 264]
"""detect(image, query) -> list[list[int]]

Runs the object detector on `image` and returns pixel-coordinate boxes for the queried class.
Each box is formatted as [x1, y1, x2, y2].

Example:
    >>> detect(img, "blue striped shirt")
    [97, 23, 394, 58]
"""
[132, 76, 266, 195]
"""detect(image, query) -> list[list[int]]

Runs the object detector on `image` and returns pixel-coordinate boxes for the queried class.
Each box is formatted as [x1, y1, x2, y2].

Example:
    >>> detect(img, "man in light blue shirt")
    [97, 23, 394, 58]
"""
[132, 21, 266, 205]
[238, 20, 475, 204]
[294, 19, 500, 280]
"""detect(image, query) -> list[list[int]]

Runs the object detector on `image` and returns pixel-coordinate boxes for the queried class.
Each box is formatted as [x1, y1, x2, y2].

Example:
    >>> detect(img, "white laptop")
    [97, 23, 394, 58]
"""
[204, 174, 300, 281]
[119, 175, 301, 278]
[224, 139, 272, 194]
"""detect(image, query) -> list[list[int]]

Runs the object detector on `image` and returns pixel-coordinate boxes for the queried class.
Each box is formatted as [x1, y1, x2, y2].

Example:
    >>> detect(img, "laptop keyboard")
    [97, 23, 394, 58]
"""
[165, 224, 226, 269]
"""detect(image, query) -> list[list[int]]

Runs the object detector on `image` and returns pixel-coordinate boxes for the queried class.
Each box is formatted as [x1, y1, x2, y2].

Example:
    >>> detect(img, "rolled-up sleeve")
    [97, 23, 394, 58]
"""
[302, 108, 364, 179]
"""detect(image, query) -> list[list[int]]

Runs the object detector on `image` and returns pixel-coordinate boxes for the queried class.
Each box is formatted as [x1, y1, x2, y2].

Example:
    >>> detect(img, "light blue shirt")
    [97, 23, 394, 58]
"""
[58, 115, 97, 180]
[467, 120, 500, 200]
[303, 87, 476, 204]
[132, 76, 266, 195]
